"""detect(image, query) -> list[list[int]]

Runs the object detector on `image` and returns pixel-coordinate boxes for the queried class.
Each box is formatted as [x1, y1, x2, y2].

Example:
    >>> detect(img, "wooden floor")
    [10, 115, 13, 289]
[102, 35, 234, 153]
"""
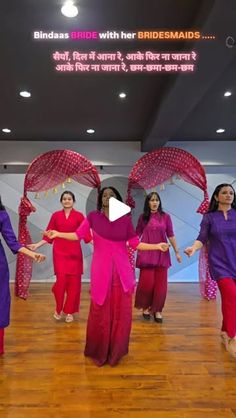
[1, 283, 236, 418]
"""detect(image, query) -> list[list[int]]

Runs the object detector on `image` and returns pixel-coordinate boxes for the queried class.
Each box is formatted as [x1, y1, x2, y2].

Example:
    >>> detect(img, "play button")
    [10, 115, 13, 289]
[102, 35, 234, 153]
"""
[109, 197, 131, 222]
[85, 175, 146, 239]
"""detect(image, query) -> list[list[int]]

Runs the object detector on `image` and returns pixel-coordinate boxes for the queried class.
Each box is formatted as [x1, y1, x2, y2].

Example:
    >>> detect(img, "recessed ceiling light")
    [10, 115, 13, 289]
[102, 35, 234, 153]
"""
[86, 129, 95, 134]
[2, 128, 11, 133]
[224, 91, 232, 97]
[119, 92, 126, 99]
[216, 128, 225, 133]
[20, 91, 31, 98]
[61, 1, 78, 18]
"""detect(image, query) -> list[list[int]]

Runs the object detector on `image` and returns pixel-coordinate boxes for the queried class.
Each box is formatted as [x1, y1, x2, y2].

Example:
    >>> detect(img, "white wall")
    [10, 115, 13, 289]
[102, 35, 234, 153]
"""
[1, 140, 236, 166]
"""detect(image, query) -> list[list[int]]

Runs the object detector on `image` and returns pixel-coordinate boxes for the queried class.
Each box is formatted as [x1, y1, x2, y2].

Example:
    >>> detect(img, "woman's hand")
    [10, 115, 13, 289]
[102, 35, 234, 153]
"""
[175, 252, 182, 263]
[184, 247, 196, 257]
[156, 242, 170, 252]
[33, 253, 46, 263]
[44, 230, 59, 239]
[27, 243, 39, 251]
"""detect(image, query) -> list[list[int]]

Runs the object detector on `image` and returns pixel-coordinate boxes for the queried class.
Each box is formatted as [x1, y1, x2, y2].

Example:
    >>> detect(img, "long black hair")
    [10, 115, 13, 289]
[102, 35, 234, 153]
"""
[0, 196, 5, 211]
[97, 187, 123, 211]
[143, 192, 165, 223]
[60, 191, 76, 202]
[208, 183, 236, 212]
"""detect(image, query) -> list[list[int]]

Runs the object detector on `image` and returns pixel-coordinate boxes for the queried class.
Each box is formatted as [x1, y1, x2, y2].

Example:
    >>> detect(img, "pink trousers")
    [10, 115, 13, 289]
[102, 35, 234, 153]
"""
[52, 274, 81, 314]
[0, 328, 4, 355]
[84, 270, 132, 366]
[135, 267, 168, 313]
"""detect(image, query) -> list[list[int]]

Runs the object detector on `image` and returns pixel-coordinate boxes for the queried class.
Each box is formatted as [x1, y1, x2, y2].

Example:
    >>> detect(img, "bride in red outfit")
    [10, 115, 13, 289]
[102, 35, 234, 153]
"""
[28, 191, 91, 323]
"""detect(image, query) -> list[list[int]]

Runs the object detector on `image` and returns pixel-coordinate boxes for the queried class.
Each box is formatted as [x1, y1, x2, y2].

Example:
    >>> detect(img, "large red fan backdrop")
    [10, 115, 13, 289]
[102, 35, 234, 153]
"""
[15, 149, 101, 299]
[126, 147, 217, 300]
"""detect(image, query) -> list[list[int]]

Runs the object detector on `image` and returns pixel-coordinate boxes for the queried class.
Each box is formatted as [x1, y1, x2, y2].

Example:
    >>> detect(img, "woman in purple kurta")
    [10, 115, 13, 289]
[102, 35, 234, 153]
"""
[0, 196, 45, 354]
[185, 184, 236, 358]
[135, 192, 181, 322]
[45, 187, 170, 366]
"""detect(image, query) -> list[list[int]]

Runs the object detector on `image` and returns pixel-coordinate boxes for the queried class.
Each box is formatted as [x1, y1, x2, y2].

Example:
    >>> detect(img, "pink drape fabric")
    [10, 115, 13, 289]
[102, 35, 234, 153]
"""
[127, 147, 216, 300]
[15, 149, 100, 299]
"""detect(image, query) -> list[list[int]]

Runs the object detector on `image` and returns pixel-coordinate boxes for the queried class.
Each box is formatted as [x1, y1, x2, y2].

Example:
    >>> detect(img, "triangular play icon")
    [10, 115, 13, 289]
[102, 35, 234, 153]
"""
[109, 197, 131, 222]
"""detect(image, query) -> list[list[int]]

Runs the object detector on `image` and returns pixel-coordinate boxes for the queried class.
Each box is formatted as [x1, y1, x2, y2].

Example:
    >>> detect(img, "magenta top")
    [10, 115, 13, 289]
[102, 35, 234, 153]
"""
[75, 210, 139, 305]
[136, 212, 174, 268]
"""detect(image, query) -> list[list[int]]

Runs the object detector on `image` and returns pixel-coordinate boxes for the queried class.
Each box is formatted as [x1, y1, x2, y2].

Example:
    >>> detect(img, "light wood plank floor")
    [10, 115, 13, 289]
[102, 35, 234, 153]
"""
[0, 283, 236, 418]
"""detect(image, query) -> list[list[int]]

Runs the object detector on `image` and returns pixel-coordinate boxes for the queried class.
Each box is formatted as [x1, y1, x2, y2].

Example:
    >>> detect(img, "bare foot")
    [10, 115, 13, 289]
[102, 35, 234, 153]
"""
[227, 338, 236, 358]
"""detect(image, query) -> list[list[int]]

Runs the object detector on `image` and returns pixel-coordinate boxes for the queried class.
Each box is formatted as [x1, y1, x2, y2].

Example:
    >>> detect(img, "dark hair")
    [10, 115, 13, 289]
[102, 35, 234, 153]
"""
[97, 187, 123, 211]
[208, 183, 236, 212]
[60, 191, 76, 202]
[0, 195, 5, 211]
[143, 192, 164, 223]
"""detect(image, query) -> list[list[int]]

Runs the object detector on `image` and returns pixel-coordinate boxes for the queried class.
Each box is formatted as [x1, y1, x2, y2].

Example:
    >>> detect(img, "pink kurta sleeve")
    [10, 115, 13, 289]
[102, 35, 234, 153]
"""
[127, 216, 139, 250]
[75, 218, 92, 242]
[127, 236, 140, 250]
[77, 213, 92, 243]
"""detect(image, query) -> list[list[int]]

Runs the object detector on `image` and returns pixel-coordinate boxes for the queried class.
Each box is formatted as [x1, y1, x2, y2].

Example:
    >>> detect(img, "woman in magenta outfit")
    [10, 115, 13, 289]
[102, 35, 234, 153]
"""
[0, 196, 45, 355]
[135, 192, 182, 322]
[185, 184, 236, 358]
[45, 187, 169, 366]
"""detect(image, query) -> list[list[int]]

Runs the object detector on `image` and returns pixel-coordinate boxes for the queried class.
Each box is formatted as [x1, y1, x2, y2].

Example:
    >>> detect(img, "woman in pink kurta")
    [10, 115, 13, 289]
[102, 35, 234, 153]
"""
[29, 191, 91, 323]
[135, 192, 181, 323]
[45, 187, 169, 366]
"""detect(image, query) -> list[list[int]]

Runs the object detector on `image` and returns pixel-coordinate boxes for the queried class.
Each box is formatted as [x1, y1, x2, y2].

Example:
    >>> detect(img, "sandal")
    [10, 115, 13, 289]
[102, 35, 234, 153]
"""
[65, 314, 74, 323]
[53, 312, 62, 320]
[142, 309, 151, 320]
[154, 312, 163, 323]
